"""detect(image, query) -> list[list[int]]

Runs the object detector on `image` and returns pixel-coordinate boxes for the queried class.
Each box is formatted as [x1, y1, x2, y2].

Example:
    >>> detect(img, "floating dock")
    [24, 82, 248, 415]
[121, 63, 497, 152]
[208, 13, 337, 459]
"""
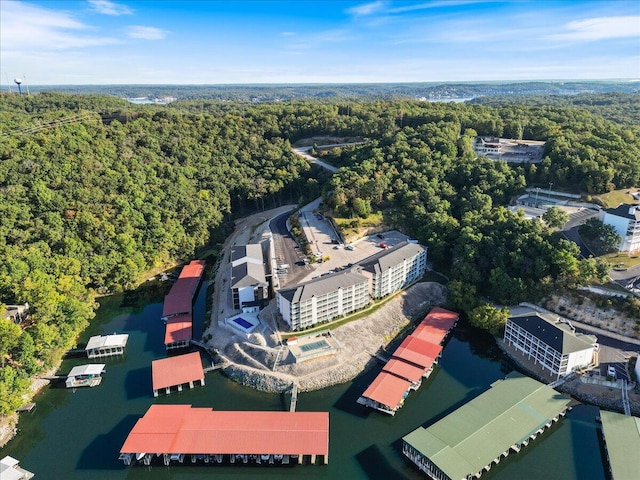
[402, 373, 571, 480]
[161, 260, 205, 350]
[119, 405, 329, 467]
[151, 352, 205, 397]
[85, 333, 129, 359]
[358, 307, 459, 415]
[1, 456, 35, 480]
[65, 364, 106, 388]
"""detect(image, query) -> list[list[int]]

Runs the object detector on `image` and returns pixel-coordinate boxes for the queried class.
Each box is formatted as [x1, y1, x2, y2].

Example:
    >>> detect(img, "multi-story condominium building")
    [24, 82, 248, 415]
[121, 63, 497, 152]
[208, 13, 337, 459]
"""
[504, 312, 598, 379]
[277, 270, 370, 330]
[276, 241, 428, 330]
[598, 203, 640, 252]
[230, 244, 268, 310]
[358, 241, 428, 299]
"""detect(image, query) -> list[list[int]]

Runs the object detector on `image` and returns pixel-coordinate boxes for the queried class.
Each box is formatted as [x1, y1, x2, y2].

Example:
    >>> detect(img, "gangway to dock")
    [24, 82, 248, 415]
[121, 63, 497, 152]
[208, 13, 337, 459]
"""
[203, 363, 225, 373]
[621, 379, 631, 416]
[290, 383, 299, 412]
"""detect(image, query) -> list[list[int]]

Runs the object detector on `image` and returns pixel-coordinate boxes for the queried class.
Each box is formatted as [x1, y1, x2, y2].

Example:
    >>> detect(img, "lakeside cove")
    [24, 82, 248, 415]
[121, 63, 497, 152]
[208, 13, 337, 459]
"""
[0, 279, 615, 479]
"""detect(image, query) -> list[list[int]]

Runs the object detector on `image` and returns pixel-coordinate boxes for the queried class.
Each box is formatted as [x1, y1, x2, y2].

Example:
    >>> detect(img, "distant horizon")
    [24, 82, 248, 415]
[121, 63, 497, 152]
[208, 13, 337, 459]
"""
[2, 1, 639, 85]
[3, 78, 640, 89]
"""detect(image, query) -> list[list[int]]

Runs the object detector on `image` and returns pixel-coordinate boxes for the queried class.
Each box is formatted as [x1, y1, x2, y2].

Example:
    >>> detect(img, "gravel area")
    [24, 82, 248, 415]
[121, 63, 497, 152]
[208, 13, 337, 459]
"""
[210, 282, 448, 393]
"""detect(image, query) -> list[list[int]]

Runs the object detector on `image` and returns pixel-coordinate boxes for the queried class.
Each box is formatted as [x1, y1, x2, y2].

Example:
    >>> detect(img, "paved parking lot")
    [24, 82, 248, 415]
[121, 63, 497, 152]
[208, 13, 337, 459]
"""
[272, 198, 412, 285]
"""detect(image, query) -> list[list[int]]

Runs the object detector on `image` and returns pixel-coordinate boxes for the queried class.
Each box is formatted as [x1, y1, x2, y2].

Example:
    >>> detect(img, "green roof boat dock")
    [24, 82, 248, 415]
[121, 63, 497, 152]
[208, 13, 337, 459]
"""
[402, 373, 572, 480]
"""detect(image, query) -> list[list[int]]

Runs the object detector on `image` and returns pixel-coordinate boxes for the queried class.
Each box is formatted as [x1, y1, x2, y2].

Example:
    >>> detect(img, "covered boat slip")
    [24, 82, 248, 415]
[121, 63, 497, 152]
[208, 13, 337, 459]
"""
[161, 260, 205, 349]
[85, 334, 128, 359]
[151, 352, 204, 396]
[357, 372, 412, 415]
[163, 314, 192, 350]
[119, 405, 329, 467]
[358, 307, 459, 415]
[65, 364, 106, 388]
[599, 410, 640, 480]
[402, 373, 572, 480]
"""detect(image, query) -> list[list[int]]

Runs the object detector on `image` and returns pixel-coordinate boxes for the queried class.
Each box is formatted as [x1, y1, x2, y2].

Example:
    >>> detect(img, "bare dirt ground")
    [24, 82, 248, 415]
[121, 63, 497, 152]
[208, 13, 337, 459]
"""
[545, 293, 640, 340]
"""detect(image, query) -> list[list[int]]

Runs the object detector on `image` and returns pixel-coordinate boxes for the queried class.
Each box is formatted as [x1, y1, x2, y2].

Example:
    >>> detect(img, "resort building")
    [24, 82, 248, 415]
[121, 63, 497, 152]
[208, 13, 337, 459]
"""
[0, 456, 34, 480]
[151, 352, 205, 397]
[161, 260, 205, 350]
[598, 204, 640, 252]
[358, 241, 428, 299]
[276, 241, 428, 330]
[358, 307, 459, 415]
[402, 373, 572, 480]
[119, 404, 329, 467]
[65, 364, 106, 388]
[85, 333, 129, 359]
[277, 270, 370, 330]
[230, 244, 268, 310]
[599, 410, 640, 480]
[504, 312, 598, 379]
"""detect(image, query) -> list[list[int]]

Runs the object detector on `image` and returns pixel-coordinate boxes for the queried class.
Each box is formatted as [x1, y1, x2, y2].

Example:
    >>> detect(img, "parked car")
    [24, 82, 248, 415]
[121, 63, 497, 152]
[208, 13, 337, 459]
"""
[345, 245, 354, 251]
[379, 242, 388, 249]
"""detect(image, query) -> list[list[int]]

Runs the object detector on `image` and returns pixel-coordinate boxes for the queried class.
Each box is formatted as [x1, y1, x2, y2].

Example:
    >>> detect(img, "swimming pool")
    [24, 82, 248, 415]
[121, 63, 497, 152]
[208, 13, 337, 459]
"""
[299, 339, 330, 352]
[232, 317, 254, 329]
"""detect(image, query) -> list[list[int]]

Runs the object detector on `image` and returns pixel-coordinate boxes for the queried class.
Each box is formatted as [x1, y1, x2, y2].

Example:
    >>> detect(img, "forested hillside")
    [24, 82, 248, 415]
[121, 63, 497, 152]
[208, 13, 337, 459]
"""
[0, 92, 638, 413]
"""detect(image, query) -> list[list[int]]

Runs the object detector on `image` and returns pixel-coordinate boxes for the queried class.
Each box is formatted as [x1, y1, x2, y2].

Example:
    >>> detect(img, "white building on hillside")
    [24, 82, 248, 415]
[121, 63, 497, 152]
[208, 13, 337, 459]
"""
[358, 241, 428, 299]
[277, 270, 370, 330]
[504, 312, 598, 379]
[599, 204, 640, 252]
[276, 241, 428, 330]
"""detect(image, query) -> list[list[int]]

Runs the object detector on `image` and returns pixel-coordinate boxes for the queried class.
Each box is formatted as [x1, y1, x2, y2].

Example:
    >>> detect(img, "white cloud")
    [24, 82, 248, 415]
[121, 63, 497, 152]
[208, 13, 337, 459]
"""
[0, 1, 119, 51]
[346, 1, 386, 17]
[88, 0, 133, 16]
[126, 25, 168, 40]
[281, 31, 296, 36]
[550, 16, 640, 41]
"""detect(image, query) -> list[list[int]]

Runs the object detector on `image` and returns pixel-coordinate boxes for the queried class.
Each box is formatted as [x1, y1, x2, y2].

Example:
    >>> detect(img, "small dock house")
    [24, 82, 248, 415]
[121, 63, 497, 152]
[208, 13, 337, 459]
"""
[65, 364, 106, 388]
[151, 352, 205, 397]
[1, 456, 34, 479]
[85, 334, 129, 359]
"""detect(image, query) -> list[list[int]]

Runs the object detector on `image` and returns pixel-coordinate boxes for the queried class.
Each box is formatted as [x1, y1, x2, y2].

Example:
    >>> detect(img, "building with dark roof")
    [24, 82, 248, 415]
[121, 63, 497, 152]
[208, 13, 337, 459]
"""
[504, 312, 598, 379]
[276, 241, 427, 330]
[599, 203, 640, 252]
[277, 269, 369, 330]
[230, 244, 268, 310]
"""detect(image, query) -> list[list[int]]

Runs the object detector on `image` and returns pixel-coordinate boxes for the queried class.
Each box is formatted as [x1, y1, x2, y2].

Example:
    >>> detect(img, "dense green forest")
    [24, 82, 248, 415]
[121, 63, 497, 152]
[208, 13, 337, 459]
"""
[0, 91, 638, 414]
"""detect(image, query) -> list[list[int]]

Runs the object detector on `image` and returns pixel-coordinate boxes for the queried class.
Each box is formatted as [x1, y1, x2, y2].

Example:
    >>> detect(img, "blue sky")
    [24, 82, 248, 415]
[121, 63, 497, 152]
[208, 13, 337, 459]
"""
[1, 0, 639, 85]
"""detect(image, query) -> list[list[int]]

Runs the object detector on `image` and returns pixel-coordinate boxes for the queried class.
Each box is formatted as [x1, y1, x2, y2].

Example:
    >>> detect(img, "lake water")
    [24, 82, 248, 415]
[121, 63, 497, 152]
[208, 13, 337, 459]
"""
[2, 284, 607, 480]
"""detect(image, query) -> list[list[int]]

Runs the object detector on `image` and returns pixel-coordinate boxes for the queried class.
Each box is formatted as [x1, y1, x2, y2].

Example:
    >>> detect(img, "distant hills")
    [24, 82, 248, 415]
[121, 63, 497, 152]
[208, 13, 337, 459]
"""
[5, 80, 639, 102]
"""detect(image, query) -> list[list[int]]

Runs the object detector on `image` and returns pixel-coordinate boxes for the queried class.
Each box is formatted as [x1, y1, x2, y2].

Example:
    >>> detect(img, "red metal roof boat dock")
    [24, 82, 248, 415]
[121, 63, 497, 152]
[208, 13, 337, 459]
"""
[119, 405, 329, 467]
[151, 352, 205, 397]
[357, 307, 459, 415]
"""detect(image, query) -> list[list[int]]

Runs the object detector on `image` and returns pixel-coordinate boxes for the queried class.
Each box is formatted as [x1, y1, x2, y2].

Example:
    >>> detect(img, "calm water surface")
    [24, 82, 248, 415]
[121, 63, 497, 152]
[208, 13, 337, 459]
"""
[2, 284, 607, 480]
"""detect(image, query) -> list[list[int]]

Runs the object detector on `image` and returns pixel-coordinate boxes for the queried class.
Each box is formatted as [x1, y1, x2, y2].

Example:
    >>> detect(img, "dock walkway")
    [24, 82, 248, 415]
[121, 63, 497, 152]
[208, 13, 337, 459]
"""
[290, 383, 299, 412]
